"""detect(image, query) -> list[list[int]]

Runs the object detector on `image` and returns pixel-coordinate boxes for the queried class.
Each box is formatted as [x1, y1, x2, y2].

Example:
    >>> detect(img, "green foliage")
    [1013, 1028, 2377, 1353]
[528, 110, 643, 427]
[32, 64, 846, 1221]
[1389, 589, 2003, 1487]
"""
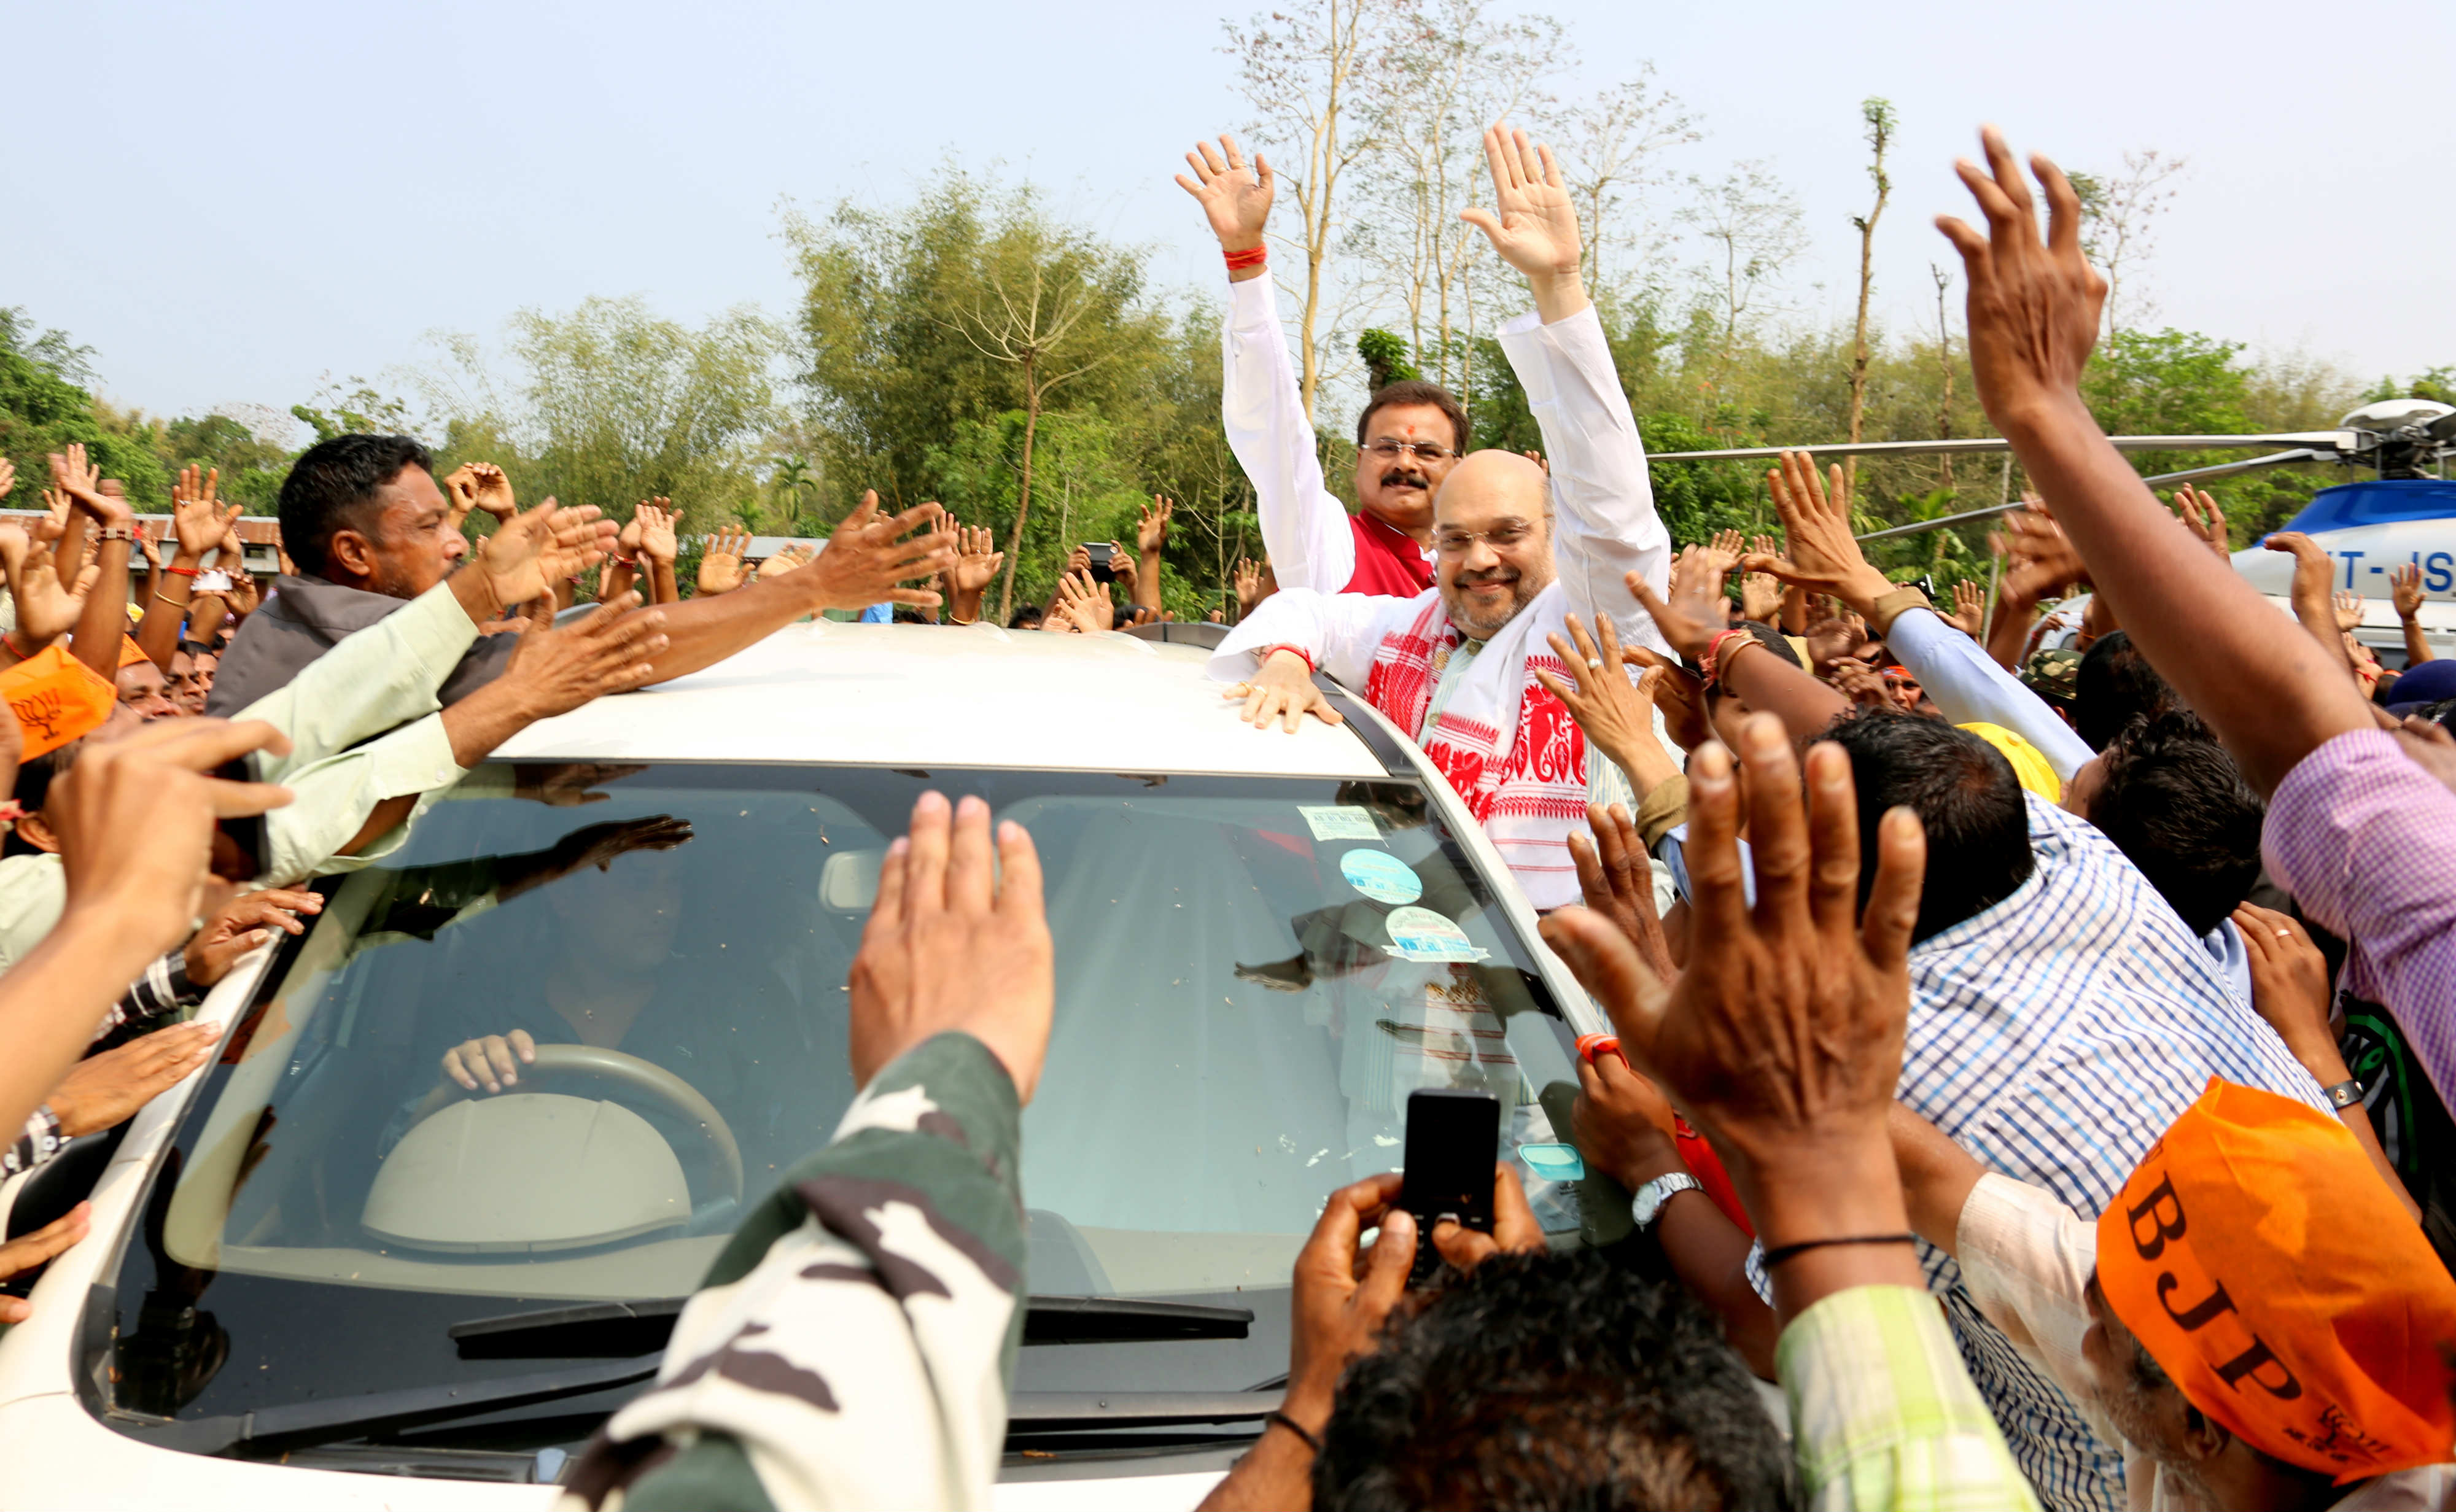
[1358, 328, 1421, 390]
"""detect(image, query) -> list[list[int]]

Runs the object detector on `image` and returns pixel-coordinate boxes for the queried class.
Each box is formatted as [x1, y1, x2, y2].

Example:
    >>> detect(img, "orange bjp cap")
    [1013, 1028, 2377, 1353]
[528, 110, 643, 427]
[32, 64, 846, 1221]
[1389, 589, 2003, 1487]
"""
[0, 645, 120, 759]
[2097, 1078, 2456, 1482]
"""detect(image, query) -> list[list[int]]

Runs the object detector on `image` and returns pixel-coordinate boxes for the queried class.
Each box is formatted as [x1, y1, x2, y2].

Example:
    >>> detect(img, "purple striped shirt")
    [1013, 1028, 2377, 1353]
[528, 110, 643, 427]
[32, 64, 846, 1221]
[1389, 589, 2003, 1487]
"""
[2263, 727, 2456, 1106]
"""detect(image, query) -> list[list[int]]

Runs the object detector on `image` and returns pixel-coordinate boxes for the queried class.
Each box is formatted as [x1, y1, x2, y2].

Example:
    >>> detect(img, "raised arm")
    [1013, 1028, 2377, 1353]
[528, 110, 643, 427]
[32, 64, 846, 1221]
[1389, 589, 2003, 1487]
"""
[1471, 126, 1671, 654]
[49, 448, 133, 682]
[2393, 563, 2435, 667]
[1935, 128, 2370, 792]
[1180, 135, 1357, 594]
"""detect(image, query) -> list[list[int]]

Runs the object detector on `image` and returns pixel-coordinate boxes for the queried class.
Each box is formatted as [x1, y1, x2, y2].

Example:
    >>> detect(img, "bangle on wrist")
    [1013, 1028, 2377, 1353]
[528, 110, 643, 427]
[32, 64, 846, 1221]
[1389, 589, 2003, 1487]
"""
[1264, 1410, 1322, 1454]
[1223, 244, 1267, 272]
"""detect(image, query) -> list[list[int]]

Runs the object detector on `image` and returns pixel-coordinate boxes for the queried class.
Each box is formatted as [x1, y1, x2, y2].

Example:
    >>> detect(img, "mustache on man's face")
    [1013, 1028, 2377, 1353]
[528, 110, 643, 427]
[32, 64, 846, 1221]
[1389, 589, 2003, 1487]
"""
[1378, 469, 1429, 491]
[1453, 564, 1520, 587]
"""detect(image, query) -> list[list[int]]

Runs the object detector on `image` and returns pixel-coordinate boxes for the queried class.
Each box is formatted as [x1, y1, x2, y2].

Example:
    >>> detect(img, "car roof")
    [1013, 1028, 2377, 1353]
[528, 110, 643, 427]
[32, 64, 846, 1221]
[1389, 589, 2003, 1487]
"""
[492, 621, 1392, 778]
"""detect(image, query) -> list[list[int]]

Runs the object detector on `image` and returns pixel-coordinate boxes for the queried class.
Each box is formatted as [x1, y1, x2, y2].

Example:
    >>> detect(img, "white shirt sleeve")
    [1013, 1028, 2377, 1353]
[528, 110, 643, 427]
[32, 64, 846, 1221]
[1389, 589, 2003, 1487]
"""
[1208, 586, 1421, 691]
[1886, 608, 2094, 783]
[1492, 305, 1673, 658]
[1223, 277, 1354, 593]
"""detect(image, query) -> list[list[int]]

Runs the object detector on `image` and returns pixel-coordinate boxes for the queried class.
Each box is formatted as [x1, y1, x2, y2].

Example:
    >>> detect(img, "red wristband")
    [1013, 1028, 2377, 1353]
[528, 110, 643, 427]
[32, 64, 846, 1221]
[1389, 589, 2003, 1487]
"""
[1261, 643, 1316, 674]
[166, 564, 201, 578]
[1700, 627, 1752, 689]
[1223, 244, 1267, 272]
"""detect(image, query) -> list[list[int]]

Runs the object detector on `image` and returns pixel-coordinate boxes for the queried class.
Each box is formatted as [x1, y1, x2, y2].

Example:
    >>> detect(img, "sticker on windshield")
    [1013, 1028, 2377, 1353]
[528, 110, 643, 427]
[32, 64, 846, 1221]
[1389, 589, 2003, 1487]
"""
[1518, 1142, 1586, 1183]
[1382, 906, 1489, 963]
[1340, 849, 1422, 905]
[1300, 805, 1380, 842]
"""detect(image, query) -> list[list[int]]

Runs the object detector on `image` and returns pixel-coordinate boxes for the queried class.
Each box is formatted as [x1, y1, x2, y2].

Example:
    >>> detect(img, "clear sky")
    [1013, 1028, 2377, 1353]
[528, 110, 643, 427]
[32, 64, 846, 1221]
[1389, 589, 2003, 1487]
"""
[10, 0, 2449, 428]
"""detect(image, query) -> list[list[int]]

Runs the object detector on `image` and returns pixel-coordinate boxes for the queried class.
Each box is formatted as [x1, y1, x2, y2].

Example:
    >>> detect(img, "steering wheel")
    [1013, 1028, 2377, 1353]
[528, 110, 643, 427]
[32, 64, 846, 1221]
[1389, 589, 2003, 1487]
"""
[409, 1043, 745, 1203]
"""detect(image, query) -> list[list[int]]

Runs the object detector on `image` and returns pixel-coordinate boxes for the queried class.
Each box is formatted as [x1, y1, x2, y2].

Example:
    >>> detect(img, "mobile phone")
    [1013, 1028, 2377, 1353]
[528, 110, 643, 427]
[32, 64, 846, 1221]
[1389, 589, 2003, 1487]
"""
[209, 755, 268, 882]
[1082, 541, 1117, 585]
[1399, 1087, 1500, 1283]
[195, 570, 233, 593]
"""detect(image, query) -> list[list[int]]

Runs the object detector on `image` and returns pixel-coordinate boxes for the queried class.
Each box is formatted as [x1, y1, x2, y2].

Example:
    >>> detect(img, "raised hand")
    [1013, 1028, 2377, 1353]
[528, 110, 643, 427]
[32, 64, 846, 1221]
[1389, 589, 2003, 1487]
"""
[1801, 594, 1862, 677]
[467, 496, 616, 619]
[800, 492, 956, 611]
[460, 462, 518, 522]
[1742, 452, 1891, 618]
[1832, 659, 1893, 709]
[2393, 562, 2427, 621]
[1137, 496, 1174, 557]
[618, 513, 644, 560]
[1540, 719, 1929, 1314]
[1935, 126, 2105, 429]
[1993, 497, 2089, 603]
[1106, 540, 1138, 599]
[33, 488, 70, 547]
[1740, 570, 1782, 625]
[1945, 579, 1986, 637]
[50, 444, 131, 527]
[2172, 485, 2231, 561]
[1566, 801, 1675, 983]
[1233, 556, 1270, 616]
[944, 524, 1003, 622]
[847, 791, 1054, 1101]
[1535, 611, 1676, 789]
[1628, 547, 1724, 664]
[698, 525, 752, 595]
[1, 529, 90, 649]
[1053, 568, 1114, 634]
[635, 500, 679, 566]
[758, 545, 816, 580]
[495, 594, 670, 718]
[1459, 124, 1585, 317]
[1175, 134, 1273, 256]
[2333, 588, 2365, 634]
[133, 522, 163, 574]
[0, 457, 12, 499]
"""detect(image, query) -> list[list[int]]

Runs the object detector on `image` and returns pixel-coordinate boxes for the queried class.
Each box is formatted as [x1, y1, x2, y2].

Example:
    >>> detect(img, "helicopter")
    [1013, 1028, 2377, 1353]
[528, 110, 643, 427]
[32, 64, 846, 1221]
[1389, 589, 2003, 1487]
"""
[1649, 396, 2456, 664]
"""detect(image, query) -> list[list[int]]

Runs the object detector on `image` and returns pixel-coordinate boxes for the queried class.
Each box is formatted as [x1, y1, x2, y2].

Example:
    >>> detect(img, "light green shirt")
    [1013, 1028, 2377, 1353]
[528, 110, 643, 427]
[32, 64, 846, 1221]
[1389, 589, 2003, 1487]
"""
[1779, 1284, 2040, 1511]
[0, 581, 485, 974]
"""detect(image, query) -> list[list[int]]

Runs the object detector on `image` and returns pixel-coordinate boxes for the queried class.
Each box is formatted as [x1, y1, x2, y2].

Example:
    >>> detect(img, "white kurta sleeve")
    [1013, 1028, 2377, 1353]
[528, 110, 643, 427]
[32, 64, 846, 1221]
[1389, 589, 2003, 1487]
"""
[1209, 586, 1421, 691]
[1493, 305, 1671, 657]
[1223, 277, 1355, 593]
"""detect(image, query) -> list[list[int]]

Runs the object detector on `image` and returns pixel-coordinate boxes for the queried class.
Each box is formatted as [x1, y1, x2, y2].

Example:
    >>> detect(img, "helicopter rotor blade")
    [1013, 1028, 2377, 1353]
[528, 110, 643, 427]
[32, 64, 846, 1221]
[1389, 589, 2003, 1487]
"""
[1653, 432, 2356, 464]
[1849, 449, 2328, 543]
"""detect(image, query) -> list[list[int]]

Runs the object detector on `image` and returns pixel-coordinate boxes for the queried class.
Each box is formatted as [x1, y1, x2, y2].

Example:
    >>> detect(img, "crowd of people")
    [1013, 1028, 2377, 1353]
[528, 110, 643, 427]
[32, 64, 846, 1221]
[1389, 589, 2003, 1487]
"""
[0, 117, 2449, 1512]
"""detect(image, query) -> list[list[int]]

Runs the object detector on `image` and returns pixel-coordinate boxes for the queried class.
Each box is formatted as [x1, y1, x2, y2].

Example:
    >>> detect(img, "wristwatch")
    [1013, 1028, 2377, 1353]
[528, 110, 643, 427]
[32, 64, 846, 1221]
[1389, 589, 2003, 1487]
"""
[1630, 1173, 1703, 1230]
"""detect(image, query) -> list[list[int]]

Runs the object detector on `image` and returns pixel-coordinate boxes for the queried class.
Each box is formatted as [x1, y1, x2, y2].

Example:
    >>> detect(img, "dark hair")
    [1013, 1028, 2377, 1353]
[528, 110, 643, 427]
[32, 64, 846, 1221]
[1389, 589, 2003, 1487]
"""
[1356, 380, 1470, 456]
[2088, 710, 2264, 936]
[2075, 630, 2176, 751]
[1819, 706, 2035, 944]
[1008, 604, 1044, 630]
[276, 433, 434, 579]
[1315, 1249, 1793, 1511]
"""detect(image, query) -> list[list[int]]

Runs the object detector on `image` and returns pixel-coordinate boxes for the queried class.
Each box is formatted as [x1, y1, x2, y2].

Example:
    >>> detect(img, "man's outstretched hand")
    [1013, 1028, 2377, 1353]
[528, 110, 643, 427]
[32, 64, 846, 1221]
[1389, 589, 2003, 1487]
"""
[1539, 718, 1928, 1319]
[1176, 134, 1273, 277]
[461, 497, 617, 622]
[1459, 124, 1587, 322]
[801, 492, 957, 611]
[847, 792, 1054, 1103]
[47, 1021, 221, 1137]
[1934, 126, 2105, 433]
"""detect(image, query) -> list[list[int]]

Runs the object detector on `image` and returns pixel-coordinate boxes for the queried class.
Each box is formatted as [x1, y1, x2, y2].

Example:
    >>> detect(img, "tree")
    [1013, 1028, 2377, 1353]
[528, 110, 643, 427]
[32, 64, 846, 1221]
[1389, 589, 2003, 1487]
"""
[1542, 69, 1698, 294]
[1358, 328, 1421, 389]
[1364, 0, 1563, 397]
[1929, 263, 1958, 492]
[2070, 149, 2186, 336]
[772, 455, 818, 533]
[1681, 162, 1806, 357]
[1224, 0, 1399, 428]
[1843, 98, 1897, 486]
[936, 212, 1162, 621]
[419, 297, 782, 525]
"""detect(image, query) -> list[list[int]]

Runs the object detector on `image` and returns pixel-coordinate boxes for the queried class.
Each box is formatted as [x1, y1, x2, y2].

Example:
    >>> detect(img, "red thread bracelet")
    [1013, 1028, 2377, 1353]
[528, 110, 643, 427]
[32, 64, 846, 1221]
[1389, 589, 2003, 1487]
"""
[1261, 643, 1316, 674]
[1223, 244, 1267, 272]
[166, 564, 201, 578]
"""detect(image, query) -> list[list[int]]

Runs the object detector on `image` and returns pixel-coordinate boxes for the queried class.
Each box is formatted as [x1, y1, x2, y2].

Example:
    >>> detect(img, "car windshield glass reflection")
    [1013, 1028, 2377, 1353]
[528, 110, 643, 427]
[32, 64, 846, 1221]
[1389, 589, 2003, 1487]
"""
[111, 763, 1593, 1457]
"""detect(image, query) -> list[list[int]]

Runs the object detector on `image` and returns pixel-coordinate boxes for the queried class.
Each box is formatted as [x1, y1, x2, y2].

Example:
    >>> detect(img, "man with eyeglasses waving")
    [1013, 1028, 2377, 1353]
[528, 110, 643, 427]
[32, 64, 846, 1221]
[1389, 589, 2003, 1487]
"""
[1203, 126, 1673, 909]
[1181, 134, 1463, 597]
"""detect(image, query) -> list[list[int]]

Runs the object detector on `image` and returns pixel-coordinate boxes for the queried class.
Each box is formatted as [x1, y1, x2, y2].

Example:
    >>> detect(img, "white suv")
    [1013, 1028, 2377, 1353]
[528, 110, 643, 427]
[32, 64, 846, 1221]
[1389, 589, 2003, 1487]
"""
[0, 622, 1612, 1510]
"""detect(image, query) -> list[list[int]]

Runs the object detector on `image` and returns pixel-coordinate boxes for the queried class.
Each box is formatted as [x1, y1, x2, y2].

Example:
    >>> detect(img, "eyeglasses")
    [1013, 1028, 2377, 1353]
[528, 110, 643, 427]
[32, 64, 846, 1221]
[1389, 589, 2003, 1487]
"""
[1432, 521, 1539, 555]
[1364, 438, 1457, 463]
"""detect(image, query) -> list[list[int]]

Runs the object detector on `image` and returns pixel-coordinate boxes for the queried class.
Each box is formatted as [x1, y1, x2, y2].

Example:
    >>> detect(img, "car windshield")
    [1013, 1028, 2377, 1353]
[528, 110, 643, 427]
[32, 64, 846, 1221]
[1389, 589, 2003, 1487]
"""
[107, 762, 1595, 1470]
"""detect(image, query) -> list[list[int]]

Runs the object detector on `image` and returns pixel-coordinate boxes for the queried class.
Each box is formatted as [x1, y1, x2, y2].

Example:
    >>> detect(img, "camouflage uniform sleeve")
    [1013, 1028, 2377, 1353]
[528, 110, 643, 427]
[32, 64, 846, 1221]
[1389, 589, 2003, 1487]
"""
[557, 1031, 1027, 1512]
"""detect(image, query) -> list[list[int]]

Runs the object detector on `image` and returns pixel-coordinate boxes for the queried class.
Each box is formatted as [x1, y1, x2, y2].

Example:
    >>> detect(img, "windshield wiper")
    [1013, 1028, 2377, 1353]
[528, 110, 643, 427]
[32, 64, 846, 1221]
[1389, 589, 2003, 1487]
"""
[453, 1294, 1253, 1360]
[117, 1357, 658, 1457]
